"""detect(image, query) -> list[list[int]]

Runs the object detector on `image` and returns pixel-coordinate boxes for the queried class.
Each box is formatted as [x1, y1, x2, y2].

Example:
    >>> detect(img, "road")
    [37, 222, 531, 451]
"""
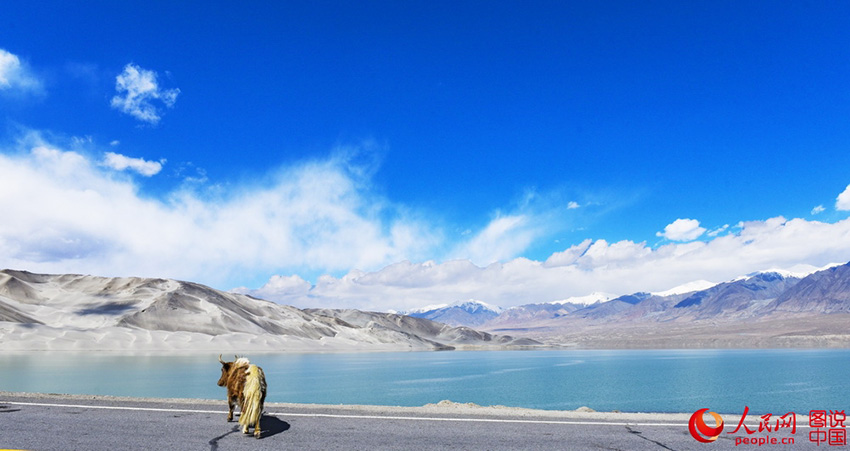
[0, 393, 815, 450]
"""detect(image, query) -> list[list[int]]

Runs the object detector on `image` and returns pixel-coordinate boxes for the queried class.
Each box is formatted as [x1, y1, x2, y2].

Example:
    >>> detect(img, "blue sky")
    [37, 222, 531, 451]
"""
[2, 1, 850, 310]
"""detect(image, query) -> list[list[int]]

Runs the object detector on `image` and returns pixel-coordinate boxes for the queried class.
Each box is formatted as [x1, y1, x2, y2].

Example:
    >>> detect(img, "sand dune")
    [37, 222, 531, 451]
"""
[0, 270, 537, 352]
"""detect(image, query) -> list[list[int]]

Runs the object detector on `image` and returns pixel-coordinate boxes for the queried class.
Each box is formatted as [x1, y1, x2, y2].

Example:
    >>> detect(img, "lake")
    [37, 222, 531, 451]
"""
[1, 349, 847, 414]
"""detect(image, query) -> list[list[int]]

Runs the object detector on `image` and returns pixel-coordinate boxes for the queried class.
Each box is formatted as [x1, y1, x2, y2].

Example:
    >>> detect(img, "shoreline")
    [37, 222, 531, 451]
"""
[0, 343, 847, 354]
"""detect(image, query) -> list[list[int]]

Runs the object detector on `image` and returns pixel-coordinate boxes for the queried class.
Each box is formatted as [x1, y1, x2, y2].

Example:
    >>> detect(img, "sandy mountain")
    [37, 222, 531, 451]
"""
[307, 308, 538, 347]
[0, 269, 536, 352]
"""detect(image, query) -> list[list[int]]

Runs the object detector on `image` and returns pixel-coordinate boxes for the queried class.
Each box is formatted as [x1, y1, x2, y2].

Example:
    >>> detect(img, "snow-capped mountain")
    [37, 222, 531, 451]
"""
[652, 280, 718, 297]
[404, 299, 503, 327]
[550, 292, 615, 305]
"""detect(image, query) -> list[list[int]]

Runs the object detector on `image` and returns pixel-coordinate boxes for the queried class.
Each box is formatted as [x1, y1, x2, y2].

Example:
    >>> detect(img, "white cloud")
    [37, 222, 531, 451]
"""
[233, 274, 312, 304]
[812, 205, 826, 215]
[451, 215, 538, 266]
[836, 184, 850, 211]
[544, 239, 592, 267]
[102, 152, 164, 176]
[0, 48, 43, 94]
[0, 137, 436, 288]
[447, 188, 581, 266]
[656, 218, 706, 241]
[707, 224, 729, 237]
[110, 63, 180, 124]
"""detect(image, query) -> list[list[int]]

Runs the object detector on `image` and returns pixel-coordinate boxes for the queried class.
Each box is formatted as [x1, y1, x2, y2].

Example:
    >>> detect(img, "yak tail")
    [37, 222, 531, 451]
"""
[239, 364, 266, 432]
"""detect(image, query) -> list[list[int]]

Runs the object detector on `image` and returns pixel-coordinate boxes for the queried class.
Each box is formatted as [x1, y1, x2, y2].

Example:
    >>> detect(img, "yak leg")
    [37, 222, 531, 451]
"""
[226, 396, 234, 422]
[254, 415, 261, 438]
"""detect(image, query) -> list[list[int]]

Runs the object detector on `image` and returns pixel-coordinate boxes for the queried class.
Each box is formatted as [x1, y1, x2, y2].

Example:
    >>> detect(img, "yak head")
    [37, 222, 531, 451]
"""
[217, 354, 238, 387]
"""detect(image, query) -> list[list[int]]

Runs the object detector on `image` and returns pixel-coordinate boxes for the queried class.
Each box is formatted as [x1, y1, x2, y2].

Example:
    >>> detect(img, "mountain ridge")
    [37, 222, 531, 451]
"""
[400, 266, 849, 330]
[480, 263, 850, 348]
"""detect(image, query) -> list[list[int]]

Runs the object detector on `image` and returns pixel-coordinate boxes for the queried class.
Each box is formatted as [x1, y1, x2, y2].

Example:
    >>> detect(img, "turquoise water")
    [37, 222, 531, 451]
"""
[1, 349, 847, 414]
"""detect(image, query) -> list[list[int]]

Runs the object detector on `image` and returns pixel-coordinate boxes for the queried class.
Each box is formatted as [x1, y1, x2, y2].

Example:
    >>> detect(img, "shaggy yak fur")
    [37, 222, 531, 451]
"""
[217, 355, 267, 438]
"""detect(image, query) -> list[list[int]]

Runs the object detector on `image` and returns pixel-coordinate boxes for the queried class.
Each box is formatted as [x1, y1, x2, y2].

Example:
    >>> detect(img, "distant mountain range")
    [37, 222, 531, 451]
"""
[404, 263, 850, 348]
[403, 300, 504, 327]
[405, 294, 618, 328]
[0, 270, 536, 352]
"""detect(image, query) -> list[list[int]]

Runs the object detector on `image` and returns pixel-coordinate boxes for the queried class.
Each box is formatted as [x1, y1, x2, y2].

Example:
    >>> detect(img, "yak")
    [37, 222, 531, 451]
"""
[217, 355, 267, 438]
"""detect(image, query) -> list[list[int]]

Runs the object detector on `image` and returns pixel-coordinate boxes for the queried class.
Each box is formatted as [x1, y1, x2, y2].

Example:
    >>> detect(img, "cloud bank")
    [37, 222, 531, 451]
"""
[0, 134, 434, 287]
[242, 215, 850, 312]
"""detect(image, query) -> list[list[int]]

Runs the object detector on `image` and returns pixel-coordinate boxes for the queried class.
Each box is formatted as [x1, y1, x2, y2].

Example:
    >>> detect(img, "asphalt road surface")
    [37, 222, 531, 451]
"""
[0, 393, 817, 450]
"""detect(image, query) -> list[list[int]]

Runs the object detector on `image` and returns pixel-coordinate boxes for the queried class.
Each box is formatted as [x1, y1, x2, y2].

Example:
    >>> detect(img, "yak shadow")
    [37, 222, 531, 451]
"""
[208, 425, 240, 451]
[260, 414, 291, 438]
[208, 414, 290, 450]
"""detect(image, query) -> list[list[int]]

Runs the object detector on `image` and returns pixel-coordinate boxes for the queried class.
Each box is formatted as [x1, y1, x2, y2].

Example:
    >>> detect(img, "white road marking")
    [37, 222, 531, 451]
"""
[5, 400, 221, 414]
[278, 411, 687, 427]
[3, 399, 685, 427]
[11, 400, 798, 430]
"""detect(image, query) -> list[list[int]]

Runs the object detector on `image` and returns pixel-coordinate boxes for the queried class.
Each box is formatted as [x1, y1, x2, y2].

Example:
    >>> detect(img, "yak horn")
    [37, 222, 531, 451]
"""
[218, 354, 225, 364]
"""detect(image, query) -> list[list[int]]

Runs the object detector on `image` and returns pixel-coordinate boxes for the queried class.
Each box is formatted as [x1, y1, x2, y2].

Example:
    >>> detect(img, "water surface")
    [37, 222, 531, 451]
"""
[1, 349, 846, 414]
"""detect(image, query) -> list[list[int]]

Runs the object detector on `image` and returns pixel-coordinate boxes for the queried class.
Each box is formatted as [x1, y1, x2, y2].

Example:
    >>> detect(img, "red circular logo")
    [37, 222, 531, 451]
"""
[689, 408, 724, 443]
